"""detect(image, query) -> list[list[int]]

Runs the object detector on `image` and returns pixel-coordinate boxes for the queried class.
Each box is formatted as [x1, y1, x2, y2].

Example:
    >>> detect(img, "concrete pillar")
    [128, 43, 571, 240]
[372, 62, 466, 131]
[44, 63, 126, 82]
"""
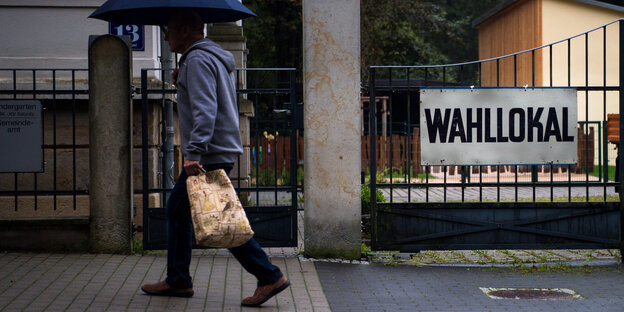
[208, 22, 248, 70]
[303, 0, 361, 259]
[209, 23, 252, 190]
[88, 35, 133, 254]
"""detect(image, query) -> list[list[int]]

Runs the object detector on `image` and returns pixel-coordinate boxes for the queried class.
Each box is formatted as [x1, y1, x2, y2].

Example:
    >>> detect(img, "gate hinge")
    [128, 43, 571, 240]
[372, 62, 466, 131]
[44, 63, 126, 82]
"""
[132, 85, 141, 97]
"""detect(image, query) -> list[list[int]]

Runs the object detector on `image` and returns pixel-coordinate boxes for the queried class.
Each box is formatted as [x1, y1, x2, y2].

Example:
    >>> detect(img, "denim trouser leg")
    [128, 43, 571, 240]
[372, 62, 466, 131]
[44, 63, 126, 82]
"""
[165, 164, 283, 289]
[229, 238, 283, 286]
[165, 170, 194, 289]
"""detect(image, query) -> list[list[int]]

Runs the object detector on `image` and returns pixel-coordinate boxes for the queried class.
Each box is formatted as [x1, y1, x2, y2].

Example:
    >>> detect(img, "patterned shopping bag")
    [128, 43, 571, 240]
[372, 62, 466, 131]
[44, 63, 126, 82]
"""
[186, 169, 254, 248]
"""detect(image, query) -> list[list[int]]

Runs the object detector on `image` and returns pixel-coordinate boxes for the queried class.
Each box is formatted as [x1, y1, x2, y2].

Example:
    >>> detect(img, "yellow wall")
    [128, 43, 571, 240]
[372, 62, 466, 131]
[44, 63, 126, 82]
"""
[541, 0, 623, 120]
[477, 0, 624, 166]
[541, 0, 624, 166]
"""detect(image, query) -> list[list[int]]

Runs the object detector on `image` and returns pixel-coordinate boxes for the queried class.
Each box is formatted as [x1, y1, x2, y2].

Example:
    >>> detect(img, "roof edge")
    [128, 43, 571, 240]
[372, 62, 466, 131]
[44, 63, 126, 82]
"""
[472, 0, 624, 28]
[575, 0, 624, 13]
[472, 0, 520, 28]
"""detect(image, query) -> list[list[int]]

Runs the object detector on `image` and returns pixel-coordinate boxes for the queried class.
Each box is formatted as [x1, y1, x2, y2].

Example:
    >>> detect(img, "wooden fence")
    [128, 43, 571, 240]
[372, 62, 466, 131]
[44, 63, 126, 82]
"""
[361, 128, 424, 174]
[250, 134, 304, 172]
[250, 126, 596, 175]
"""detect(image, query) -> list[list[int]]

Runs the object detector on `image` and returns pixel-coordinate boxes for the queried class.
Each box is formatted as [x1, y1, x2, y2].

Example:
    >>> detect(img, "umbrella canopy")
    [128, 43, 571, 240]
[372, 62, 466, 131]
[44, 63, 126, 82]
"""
[89, 0, 256, 26]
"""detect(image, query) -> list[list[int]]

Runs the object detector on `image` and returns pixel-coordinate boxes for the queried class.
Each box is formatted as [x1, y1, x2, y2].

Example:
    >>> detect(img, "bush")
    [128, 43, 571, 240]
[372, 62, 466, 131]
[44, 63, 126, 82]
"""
[279, 166, 304, 186]
[251, 166, 304, 187]
[361, 184, 386, 215]
[259, 169, 272, 186]
[280, 167, 290, 185]
[297, 166, 304, 187]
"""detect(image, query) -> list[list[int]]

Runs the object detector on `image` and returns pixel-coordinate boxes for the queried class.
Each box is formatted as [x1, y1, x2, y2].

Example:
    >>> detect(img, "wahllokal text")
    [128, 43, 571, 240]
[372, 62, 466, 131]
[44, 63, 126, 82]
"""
[424, 107, 575, 144]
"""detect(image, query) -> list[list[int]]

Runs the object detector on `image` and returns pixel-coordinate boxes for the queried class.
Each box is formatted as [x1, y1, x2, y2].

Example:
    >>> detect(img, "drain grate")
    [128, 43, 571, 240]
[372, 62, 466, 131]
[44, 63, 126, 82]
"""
[479, 287, 583, 300]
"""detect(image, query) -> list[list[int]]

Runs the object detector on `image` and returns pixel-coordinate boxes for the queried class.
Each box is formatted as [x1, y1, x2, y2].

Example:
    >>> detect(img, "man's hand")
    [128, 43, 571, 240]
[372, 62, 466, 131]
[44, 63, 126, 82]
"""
[184, 160, 203, 176]
[171, 69, 179, 86]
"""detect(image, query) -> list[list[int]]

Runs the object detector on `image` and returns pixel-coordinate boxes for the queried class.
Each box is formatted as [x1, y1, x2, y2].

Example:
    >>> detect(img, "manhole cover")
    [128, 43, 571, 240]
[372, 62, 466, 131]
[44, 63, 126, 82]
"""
[479, 287, 582, 300]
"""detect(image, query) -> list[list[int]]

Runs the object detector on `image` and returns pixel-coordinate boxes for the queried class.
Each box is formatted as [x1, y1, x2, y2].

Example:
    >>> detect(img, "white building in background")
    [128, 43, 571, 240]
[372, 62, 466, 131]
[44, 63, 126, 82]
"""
[0, 0, 252, 241]
[0, 0, 162, 77]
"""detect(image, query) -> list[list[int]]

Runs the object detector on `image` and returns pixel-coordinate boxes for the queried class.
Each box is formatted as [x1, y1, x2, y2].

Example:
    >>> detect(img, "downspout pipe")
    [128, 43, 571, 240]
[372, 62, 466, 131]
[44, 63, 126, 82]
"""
[160, 29, 175, 204]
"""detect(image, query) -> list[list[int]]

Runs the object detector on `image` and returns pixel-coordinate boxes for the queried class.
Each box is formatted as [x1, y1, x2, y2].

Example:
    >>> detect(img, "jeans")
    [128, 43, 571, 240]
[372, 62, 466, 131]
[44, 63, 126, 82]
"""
[165, 163, 283, 289]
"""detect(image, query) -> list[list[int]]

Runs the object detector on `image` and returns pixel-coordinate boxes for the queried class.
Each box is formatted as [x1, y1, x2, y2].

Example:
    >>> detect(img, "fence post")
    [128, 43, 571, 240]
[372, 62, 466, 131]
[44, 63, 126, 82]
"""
[303, 0, 361, 260]
[88, 35, 133, 254]
[619, 20, 624, 258]
[289, 70, 298, 245]
[370, 67, 377, 251]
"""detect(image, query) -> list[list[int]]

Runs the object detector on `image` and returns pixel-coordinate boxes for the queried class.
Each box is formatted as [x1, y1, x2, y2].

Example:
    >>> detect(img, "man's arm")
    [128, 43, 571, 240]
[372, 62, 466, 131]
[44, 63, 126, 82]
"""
[183, 54, 219, 174]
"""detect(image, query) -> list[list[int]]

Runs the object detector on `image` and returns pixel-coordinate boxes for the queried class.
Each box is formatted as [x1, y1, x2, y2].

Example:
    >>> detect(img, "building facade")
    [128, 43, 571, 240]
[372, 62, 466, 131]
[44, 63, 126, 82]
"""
[474, 0, 624, 167]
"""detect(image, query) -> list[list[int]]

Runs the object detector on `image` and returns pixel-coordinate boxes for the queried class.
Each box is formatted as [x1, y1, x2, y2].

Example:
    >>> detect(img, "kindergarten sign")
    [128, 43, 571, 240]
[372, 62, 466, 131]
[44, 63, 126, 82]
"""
[420, 88, 577, 166]
[0, 100, 42, 172]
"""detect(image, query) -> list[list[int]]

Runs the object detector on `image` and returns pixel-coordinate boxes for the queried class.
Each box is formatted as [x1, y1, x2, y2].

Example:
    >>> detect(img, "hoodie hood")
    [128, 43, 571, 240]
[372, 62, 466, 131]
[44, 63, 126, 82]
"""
[180, 38, 236, 73]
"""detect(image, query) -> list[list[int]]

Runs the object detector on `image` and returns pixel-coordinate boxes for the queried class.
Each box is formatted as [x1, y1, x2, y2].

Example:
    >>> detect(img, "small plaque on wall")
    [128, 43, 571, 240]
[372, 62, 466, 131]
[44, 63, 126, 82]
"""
[0, 100, 43, 172]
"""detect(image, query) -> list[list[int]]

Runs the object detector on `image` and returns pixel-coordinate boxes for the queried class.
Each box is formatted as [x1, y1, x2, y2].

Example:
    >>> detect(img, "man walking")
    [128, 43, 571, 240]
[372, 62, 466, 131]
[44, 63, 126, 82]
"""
[140, 10, 290, 307]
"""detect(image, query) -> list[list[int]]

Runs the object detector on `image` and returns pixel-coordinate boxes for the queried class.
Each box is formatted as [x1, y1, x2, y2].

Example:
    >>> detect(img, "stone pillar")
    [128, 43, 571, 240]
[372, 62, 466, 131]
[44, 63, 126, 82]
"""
[209, 23, 252, 190]
[208, 22, 248, 70]
[303, 1, 361, 259]
[88, 35, 133, 254]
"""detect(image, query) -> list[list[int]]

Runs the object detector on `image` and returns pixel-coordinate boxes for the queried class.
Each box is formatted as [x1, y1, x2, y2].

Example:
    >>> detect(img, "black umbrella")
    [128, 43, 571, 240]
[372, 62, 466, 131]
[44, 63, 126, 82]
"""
[89, 0, 256, 25]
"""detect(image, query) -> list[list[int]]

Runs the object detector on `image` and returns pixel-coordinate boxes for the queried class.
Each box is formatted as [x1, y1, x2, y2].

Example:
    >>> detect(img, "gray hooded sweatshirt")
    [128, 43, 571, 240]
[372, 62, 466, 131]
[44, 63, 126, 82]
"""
[176, 38, 243, 165]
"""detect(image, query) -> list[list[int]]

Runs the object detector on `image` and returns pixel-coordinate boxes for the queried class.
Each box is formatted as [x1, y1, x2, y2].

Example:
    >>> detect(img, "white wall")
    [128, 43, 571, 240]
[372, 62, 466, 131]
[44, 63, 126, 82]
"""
[0, 0, 161, 78]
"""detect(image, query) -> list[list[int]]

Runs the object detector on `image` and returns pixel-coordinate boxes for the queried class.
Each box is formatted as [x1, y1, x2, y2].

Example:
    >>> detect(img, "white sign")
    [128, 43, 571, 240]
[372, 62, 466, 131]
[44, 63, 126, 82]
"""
[0, 100, 43, 172]
[420, 88, 577, 166]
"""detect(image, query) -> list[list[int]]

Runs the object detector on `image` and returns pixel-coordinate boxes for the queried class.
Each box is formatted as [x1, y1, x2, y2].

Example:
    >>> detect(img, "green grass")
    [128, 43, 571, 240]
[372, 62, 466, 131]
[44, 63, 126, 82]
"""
[133, 238, 166, 255]
[588, 165, 616, 182]
[437, 194, 620, 203]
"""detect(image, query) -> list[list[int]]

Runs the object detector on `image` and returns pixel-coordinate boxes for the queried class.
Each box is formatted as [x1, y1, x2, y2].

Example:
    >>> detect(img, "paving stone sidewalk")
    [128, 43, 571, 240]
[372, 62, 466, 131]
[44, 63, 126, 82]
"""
[2, 210, 623, 312]
[0, 211, 329, 312]
[0, 251, 330, 312]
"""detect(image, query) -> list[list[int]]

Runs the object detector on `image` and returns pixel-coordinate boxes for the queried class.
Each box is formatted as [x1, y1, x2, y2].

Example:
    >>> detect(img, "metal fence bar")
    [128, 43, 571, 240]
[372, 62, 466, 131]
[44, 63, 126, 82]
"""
[253, 71, 260, 207]
[52, 70, 57, 210]
[289, 69, 298, 243]
[272, 71, 278, 206]
[389, 68, 394, 203]
[479, 165, 483, 202]
[141, 69, 149, 247]
[586, 32, 590, 201]
[72, 70, 77, 210]
[33, 70, 38, 211]
[12, 69, 17, 212]
[369, 67, 378, 250]
[619, 20, 624, 256]
[407, 68, 412, 203]
[236, 70, 242, 190]
[568, 39, 571, 87]
[603, 25, 608, 201]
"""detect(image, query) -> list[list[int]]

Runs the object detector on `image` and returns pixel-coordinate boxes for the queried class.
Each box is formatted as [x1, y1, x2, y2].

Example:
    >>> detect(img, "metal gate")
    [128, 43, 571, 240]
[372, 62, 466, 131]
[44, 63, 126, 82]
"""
[0, 69, 90, 250]
[140, 68, 301, 250]
[366, 20, 624, 254]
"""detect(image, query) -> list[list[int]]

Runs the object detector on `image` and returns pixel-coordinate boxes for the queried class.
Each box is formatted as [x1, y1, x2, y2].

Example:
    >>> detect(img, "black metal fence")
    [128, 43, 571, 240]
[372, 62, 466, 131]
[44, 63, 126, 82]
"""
[0, 69, 89, 215]
[365, 20, 624, 252]
[140, 68, 300, 249]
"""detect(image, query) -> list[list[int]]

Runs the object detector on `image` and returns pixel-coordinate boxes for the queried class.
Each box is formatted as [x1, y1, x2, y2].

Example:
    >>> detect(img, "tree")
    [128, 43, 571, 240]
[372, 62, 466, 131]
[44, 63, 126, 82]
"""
[432, 0, 502, 66]
[242, 0, 302, 77]
[242, 0, 504, 83]
[361, 0, 456, 81]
